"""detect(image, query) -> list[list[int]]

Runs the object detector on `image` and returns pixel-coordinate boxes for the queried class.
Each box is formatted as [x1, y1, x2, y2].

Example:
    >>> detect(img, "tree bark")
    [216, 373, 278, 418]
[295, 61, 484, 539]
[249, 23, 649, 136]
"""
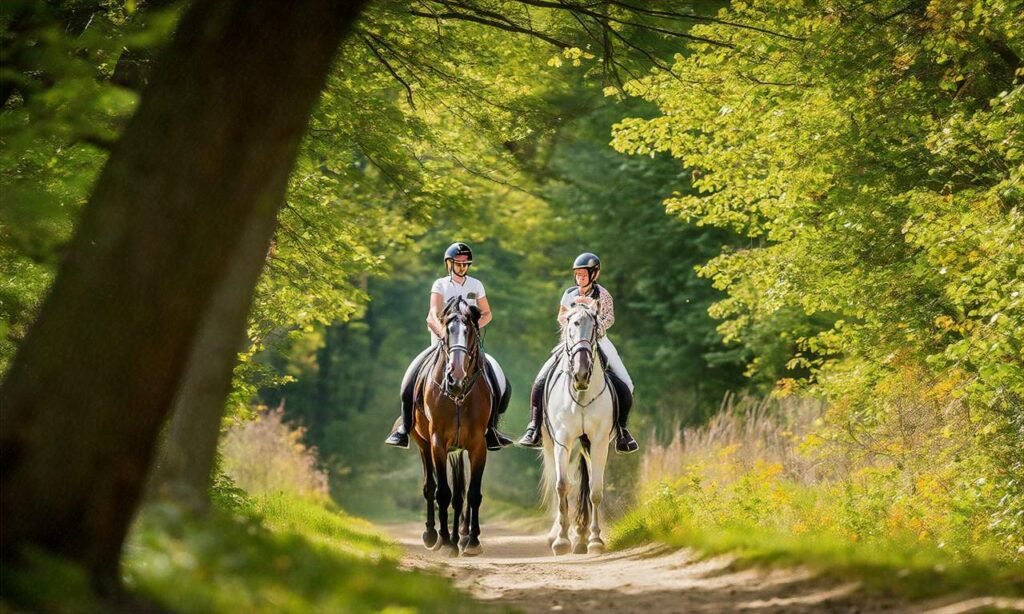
[0, 0, 365, 590]
[148, 205, 278, 510]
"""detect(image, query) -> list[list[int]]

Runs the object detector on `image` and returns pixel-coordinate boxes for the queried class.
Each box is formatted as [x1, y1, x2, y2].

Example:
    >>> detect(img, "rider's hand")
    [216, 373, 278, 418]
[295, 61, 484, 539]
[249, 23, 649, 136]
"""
[575, 296, 594, 306]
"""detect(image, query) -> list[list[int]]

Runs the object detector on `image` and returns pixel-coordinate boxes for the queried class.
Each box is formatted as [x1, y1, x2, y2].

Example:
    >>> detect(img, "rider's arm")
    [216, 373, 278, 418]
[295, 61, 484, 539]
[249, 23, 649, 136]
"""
[426, 292, 444, 337]
[477, 296, 493, 328]
[596, 286, 615, 335]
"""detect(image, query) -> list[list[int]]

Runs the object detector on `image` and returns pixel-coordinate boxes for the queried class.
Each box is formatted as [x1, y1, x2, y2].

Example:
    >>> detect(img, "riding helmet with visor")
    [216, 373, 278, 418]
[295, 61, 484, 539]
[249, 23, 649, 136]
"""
[572, 252, 601, 285]
[444, 242, 474, 273]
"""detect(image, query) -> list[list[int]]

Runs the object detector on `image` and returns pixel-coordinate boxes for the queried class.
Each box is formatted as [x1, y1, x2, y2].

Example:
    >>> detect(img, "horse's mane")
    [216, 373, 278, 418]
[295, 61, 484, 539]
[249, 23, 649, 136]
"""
[442, 295, 481, 323]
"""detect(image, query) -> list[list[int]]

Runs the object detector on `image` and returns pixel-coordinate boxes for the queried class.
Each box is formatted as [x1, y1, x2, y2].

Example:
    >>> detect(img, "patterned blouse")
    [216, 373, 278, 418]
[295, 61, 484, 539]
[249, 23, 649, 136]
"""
[558, 284, 615, 336]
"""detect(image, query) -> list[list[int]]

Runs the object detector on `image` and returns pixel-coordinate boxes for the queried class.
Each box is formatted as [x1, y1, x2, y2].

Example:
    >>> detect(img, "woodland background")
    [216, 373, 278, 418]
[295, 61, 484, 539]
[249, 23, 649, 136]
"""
[2, 0, 1021, 609]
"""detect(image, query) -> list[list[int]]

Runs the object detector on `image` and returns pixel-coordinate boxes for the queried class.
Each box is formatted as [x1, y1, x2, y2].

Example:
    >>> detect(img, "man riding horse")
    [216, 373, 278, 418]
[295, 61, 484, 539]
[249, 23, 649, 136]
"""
[518, 252, 639, 454]
[385, 242, 513, 451]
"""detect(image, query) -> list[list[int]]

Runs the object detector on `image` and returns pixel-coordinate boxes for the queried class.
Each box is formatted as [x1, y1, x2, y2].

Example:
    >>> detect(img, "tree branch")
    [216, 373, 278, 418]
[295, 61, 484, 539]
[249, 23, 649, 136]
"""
[359, 33, 416, 109]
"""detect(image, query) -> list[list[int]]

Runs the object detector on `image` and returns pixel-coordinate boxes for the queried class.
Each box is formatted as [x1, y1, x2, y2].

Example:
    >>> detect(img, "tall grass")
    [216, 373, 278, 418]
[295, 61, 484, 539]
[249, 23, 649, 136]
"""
[613, 393, 1024, 598]
[221, 403, 329, 500]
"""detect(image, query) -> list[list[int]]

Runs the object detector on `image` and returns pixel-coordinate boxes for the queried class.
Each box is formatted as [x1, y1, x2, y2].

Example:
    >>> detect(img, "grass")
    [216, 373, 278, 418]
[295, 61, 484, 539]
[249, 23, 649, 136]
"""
[609, 394, 1024, 601]
[2, 493, 471, 613]
[124, 493, 471, 613]
[610, 488, 1024, 600]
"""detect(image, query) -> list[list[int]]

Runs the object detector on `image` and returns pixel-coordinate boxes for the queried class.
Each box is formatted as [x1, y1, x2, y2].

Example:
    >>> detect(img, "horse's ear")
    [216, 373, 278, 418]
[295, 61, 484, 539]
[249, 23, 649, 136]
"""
[468, 304, 482, 323]
[592, 299, 601, 313]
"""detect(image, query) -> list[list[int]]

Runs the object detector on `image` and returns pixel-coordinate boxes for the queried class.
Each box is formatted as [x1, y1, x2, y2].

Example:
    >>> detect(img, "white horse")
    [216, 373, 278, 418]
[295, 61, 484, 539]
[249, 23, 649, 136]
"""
[541, 302, 616, 556]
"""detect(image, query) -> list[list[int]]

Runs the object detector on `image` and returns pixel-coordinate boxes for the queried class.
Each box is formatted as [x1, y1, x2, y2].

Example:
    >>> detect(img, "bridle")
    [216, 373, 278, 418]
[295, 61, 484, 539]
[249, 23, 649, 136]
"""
[433, 298, 485, 407]
[558, 305, 607, 408]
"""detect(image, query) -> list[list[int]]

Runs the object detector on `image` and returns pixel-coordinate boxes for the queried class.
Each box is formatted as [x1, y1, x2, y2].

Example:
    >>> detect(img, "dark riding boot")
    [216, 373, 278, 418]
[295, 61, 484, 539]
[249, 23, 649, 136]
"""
[609, 373, 639, 454]
[484, 362, 513, 451]
[384, 375, 416, 449]
[517, 377, 546, 448]
[486, 419, 513, 451]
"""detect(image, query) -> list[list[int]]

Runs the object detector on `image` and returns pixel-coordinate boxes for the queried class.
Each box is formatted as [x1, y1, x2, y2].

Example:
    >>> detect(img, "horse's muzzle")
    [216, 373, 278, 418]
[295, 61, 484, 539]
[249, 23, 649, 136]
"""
[573, 370, 591, 391]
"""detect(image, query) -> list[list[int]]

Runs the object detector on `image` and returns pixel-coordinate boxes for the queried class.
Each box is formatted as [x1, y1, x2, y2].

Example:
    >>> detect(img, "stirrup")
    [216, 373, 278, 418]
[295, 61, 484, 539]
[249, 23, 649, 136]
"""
[615, 427, 639, 454]
[384, 430, 409, 449]
[486, 427, 513, 451]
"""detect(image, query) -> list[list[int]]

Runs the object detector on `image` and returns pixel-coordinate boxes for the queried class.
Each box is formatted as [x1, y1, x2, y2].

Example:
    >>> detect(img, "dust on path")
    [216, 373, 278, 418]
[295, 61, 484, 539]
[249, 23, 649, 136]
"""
[384, 522, 1024, 614]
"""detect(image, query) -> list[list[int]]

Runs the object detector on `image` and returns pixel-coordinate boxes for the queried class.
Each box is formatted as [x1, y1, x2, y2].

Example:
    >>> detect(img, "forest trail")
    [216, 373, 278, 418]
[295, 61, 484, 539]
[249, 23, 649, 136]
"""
[385, 523, 1023, 613]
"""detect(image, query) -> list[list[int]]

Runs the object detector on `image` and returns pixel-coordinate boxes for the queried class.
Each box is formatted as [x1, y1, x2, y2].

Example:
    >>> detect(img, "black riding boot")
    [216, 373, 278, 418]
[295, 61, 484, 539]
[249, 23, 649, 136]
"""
[486, 411, 513, 451]
[485, 362, 513, 451]
[517, 377, 546, 448]
[608, 373, 639, 454]
[385, 371, 417, 448]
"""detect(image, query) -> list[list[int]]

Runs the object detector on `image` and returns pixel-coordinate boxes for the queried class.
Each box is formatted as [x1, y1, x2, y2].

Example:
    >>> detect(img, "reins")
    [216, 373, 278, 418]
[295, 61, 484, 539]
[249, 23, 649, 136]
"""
[543, 306, 613, 453]
[429, 297, 486, 449]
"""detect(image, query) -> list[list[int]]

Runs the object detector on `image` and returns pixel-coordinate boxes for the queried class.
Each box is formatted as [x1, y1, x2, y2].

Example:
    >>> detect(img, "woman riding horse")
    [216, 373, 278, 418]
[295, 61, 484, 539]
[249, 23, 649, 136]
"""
[414, 295, 493, 555]
[518, 252, 639, 454]
[385, 242, 512, 451]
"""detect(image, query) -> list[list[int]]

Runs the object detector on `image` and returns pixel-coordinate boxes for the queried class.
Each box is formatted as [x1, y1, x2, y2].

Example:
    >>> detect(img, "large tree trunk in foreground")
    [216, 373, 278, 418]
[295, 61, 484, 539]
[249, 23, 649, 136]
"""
[148, 207, 278, 509]
[0, 0, 365, 590]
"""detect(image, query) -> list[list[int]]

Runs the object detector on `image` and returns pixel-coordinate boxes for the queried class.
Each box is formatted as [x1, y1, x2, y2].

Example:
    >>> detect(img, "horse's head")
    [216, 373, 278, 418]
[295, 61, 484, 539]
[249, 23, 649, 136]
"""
[562, 301, 600, 391]
[442, 297, 482, 395]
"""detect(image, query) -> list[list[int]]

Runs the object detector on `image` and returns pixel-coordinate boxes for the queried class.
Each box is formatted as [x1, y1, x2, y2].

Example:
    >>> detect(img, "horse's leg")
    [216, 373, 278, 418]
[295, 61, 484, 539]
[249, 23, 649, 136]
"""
[417, 438, 438, 549]
[431, 441, 458, 557]
[572, 445, 591, 555]
[463, 442, 486, 556]
[542, 442, 560, 547]
[551, 441, 572, 556]
[450, 451, 465, 553]
[459, 450, 472, 552]
[587, 435, 610, 554]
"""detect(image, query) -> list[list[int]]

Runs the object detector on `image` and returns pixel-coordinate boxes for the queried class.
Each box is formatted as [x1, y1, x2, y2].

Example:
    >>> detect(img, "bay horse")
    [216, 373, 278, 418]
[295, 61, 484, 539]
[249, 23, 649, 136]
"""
[541, 301, 615, 555]
[412, 296, 491, 556]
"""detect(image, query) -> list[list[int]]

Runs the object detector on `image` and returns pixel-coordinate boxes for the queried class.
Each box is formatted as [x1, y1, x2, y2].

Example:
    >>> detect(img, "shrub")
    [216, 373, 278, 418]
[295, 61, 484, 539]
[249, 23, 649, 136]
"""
[221, 404, 329, 501]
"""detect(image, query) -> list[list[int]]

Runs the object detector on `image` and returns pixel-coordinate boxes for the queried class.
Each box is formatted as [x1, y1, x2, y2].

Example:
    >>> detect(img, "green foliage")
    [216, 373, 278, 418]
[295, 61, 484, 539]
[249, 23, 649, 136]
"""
[3, 491, 468, 613]
[0, 1, 179, 371]
[611, 0, 1024, 555]
[611, 397, 1024, 599]
[122, 493, 469, 613]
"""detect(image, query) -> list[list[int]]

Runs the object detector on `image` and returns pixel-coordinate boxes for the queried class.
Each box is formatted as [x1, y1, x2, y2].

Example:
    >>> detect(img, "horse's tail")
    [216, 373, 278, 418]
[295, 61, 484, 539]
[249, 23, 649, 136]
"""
[541, 440, 556, 519]
[575, 435, 592, 537]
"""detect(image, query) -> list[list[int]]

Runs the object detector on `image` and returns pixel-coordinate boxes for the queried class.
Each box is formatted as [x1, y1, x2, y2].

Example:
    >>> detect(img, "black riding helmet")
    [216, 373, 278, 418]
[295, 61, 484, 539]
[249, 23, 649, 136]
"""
[572, 252, 601, 286]
[445, 242, 474, 274]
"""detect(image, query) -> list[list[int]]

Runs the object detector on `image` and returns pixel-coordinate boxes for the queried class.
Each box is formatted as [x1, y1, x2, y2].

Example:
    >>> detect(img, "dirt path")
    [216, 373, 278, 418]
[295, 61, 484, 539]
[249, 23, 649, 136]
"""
[385, 523, 1023, 613]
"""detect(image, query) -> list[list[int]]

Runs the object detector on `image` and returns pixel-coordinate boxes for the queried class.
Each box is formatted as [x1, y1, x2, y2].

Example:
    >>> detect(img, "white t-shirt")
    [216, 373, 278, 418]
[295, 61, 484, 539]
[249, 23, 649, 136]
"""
[430, 275, 486, 342]
[431, 275, 486, 307]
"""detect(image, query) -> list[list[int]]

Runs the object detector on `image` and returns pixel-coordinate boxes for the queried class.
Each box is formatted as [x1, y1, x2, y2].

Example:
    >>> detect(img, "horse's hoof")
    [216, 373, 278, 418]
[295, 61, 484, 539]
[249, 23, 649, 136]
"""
[446, 545, 460, 558]
[462, 541, 482, 556]
[587, 540, 605, 555]
[572, 541, 588, 555]
[422, 530, 439, 549]
[552, 538, 571, 556]
[458, 535, 471, 550]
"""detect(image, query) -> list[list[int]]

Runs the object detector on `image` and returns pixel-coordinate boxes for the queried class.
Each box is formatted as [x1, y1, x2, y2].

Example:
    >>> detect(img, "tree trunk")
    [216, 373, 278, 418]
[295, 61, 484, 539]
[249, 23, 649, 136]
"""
[148, 205, 279, 510]
[0, 0, 365, 591]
